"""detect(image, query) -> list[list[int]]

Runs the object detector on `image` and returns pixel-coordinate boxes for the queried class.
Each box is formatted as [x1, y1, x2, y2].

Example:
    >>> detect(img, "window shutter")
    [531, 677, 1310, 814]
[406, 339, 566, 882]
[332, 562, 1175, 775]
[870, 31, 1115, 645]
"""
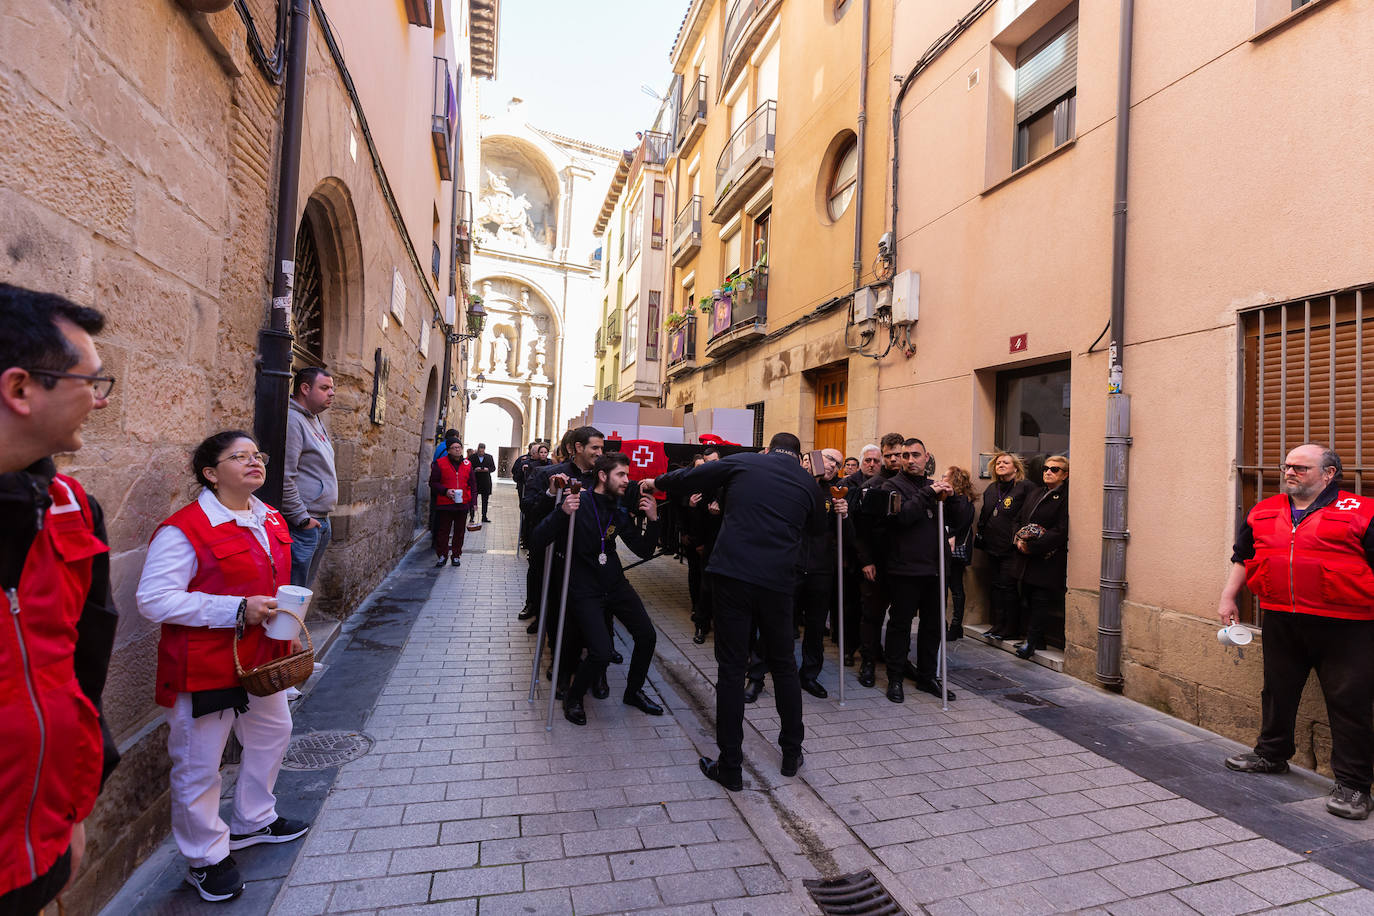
[1015, 9, 1078, 125]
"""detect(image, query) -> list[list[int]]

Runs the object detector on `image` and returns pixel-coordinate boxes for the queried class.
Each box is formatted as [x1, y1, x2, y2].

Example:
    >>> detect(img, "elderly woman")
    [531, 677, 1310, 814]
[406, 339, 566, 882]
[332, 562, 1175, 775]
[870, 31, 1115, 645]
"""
[137, 431, 309, 902]
[977, 450, 1034, 642]
[1013, 455, 1070, 660]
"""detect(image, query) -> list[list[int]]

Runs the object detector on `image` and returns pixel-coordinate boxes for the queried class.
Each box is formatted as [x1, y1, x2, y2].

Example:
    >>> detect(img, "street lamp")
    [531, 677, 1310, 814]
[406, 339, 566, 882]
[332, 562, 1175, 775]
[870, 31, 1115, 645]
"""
[451, 372, 485, 401]
[448, 296, 488, 344]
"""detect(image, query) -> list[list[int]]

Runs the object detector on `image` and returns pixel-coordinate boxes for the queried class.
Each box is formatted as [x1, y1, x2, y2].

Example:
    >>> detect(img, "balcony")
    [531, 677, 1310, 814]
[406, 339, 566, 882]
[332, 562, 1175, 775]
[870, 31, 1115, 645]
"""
[594, 328, 606, 357]
[455, 189, 473, 264]
[720, 0, 781, 98]
[672, 196, 702, 267]
[600, 383, 616, 402]
[666, 315, 698, 376]
[704, 265, 768, 358]
[630, 130, 672, 178]
[605, 308, 622, 344]
[676, 75, 707, 152]
[404, 0, 432, 27]
[712, 101, 774, 223]
[431, 57, 456, 181]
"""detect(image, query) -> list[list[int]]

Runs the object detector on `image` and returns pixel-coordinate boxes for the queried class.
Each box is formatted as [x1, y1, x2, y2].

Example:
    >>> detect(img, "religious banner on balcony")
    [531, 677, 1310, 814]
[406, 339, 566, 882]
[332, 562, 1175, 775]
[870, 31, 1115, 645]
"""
[712, 293, 732, 338]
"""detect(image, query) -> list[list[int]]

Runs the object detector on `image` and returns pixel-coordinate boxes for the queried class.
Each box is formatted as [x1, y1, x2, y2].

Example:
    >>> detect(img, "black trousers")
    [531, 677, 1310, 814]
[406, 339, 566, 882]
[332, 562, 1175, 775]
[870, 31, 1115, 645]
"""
[433, 508, 467, 559]
[984, 553, 1022, 635]
[475, 490, 491, 519]
[0, 845, 71, 916]
[884, 574, 942, 681]
[712, 574, 804, 778]
[534, 548, 582, 683]
[566, 581, 656, 704]
[797, 572, 835, 681]
[858, 572, 889, 663]
[1256, 609, 1374, 792]
[1021, 582, 1063, 651]
[947, 560, 968, 629]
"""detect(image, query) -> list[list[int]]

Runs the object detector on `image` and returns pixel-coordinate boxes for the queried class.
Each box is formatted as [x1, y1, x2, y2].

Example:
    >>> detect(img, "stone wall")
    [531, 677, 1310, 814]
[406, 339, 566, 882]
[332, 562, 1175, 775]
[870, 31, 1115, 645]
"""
[0, 2, 456, 911]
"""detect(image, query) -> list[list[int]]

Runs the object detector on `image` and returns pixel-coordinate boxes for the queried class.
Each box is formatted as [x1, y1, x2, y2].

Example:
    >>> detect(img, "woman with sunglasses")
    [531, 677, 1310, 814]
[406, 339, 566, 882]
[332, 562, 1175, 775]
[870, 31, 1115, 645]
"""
[136, 431, 309, 902]
[1011, 456, 1071, 660]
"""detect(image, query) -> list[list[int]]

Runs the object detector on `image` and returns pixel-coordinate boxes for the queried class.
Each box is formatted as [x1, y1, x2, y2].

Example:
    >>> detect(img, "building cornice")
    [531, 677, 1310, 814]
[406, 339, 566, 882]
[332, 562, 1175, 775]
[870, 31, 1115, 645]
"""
[669, 0, 717, 71]
[593, 152, 636, 237]
[468, 0, 499, 79]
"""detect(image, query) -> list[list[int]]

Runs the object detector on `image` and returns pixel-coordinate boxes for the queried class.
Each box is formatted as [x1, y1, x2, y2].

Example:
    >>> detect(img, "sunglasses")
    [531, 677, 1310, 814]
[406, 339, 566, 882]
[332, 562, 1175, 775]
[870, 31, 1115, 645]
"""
[1044, 466, 1067, 474]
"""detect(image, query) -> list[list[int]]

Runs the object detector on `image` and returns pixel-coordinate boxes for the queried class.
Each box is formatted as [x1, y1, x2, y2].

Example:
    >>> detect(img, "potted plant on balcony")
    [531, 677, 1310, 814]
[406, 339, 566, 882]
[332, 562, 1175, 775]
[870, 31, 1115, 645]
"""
[698, 294, 714, 314]
[663, 312, 688, 331]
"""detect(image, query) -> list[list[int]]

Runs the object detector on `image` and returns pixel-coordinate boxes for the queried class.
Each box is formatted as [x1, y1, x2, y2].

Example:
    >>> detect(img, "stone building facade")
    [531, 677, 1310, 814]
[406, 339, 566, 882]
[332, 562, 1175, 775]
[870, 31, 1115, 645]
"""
[0, 0, 492, 910]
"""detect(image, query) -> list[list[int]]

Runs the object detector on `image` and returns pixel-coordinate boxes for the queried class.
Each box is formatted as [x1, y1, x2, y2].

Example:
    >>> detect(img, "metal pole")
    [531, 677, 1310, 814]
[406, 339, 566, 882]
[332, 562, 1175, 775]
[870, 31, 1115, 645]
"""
[836, 511, 846, 707]
[546, 483, 582, 730]
[527, 543, 556, 703]
[937, 498, 948, 711]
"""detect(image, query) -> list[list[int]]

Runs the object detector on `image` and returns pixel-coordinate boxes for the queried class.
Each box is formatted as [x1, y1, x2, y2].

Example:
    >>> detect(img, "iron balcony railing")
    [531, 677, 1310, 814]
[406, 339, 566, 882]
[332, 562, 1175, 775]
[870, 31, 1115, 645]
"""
[715, 101, 775, 205]
[632, 130, 672, 173]
[667, 316, 697, 370]
[720, 0, 778, 89]
[706, 264, 768, 345]
[676, 75, 707, 149]
[601, 383, 616, 402]
[431, 57, 455, 181]
[672, 196, 702, 263]
[594, 327, 605, 357]
[605, 307, 622, 344]
[455, 189, 473, 263]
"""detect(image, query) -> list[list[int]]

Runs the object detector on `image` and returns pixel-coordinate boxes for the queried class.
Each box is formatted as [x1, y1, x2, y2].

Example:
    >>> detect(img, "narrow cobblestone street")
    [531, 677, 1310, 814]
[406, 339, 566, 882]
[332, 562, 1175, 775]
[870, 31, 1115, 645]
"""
[109, 485, 1374, 914]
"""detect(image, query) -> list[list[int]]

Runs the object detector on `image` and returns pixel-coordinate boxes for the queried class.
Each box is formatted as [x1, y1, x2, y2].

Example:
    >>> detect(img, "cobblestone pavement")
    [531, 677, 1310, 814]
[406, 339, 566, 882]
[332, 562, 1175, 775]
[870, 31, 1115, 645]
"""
[139, 484, 1374, 914]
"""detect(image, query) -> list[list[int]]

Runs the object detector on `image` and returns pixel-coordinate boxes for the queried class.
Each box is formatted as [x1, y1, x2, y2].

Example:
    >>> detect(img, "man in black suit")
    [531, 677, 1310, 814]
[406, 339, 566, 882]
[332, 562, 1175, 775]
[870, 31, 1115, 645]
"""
[471, 443, 496, 523]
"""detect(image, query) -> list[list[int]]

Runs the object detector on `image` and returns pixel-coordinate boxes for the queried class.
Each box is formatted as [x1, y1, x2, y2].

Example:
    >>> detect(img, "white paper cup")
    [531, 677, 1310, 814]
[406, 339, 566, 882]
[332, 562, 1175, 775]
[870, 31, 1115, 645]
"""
[268, 586, 312, 639]
[1217, 624, 1253, 647]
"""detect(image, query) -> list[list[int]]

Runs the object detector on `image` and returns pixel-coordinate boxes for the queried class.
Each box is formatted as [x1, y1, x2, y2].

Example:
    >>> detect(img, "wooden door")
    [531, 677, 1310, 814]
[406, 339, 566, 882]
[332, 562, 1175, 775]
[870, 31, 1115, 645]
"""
[813, 366, 848, 453]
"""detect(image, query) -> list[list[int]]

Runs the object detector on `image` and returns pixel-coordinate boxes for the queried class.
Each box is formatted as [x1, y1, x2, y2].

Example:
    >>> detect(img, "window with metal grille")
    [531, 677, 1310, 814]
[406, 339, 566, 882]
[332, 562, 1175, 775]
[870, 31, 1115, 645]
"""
[747, 400, 765, 448]
[1014, 4, 1078, 169]
[1237, 285, 1373, 621]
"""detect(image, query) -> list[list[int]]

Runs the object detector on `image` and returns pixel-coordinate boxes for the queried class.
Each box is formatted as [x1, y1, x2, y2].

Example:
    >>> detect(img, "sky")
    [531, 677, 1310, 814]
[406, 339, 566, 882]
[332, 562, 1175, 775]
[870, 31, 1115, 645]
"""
[480, 0, 689, 150]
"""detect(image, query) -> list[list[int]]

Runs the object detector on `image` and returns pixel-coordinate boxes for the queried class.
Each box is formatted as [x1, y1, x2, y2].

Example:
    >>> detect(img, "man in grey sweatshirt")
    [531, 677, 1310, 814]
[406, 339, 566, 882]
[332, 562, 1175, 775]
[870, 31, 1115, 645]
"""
[284, 367, 338, 588]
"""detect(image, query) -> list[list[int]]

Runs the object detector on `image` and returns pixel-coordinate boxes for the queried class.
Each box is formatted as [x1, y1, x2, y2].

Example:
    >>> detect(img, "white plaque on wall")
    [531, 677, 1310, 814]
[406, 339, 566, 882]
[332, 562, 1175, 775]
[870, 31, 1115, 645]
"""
[390, 268, 406, 325]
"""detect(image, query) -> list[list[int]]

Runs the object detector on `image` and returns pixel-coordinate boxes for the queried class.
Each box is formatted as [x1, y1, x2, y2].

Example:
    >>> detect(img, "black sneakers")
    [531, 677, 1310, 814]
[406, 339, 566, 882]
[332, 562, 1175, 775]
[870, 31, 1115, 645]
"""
[1224, 753, 1289, 774]
[1327, 784, 1373, 820]
[186, 856, 244, 902]
[229, 816, 311, 850]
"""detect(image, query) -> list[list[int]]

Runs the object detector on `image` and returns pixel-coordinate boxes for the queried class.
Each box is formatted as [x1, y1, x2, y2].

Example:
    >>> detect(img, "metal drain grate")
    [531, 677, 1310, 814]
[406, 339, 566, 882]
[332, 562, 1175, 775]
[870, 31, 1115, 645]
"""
[1002, 691, 1058, 708]
[804, 870, 908, 915]
[281, 730, 374, 770]
[954, 667, 1021, 691]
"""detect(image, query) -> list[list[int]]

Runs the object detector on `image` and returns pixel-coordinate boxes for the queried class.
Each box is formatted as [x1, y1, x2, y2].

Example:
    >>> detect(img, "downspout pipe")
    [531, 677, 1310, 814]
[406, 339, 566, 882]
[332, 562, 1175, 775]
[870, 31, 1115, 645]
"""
[851, 0, 871, 292]
[253, 0, 310, 508]
[440, 67, 463, 443]
[1096, 0, 1136, 690]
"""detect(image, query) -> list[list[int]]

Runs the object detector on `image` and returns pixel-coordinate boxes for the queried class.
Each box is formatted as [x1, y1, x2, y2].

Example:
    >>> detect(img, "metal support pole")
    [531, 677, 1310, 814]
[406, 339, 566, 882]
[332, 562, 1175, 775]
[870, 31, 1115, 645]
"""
[937, 499, 948, 711]
[546, 484, 582, 730]
[836, 512, 846, 708]
[526, 543, 556, 703]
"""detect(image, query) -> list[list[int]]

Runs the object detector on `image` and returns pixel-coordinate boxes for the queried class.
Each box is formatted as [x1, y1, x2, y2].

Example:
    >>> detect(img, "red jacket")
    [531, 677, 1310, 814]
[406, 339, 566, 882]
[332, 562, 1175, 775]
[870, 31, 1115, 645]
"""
[153, 501, 293, 708]
[0, 475, 107, 897]
[430, 454, 472, 508]
[1244, 491, 1374, 620]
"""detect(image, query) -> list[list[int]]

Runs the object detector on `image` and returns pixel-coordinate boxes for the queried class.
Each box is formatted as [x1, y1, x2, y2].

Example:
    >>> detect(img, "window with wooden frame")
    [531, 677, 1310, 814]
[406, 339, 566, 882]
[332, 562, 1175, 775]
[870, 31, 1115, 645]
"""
[651, 181, 665, 250]
[646, 291, 661, 361]
[1237, 285, 1373, 622]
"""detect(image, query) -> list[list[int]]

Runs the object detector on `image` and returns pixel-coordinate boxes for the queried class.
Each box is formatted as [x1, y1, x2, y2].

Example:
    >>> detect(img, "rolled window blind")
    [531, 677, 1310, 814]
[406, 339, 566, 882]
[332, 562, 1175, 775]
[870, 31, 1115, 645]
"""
[1015, 12, 1078, 125]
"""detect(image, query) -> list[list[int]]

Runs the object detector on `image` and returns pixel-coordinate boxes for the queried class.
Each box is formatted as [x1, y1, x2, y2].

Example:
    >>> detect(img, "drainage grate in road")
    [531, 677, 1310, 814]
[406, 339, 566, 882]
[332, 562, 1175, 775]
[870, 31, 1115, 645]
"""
[803, 870, 908, 915]
[1002, 691, 1059, 708]
[281, 730, 374, 770]
[954, 666, 1021, 691]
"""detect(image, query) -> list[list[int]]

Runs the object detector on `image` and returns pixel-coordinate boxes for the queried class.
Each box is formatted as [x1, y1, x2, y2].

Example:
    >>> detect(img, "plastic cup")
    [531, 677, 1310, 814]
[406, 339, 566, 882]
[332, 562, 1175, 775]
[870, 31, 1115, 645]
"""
[267, 586, 312, 640]
[1217, 623, 1253, 647]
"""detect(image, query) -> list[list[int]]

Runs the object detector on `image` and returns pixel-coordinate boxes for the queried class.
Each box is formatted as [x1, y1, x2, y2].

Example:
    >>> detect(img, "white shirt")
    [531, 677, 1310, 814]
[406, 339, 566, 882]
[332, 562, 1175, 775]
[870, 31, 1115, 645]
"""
[136, 489, 273, 630]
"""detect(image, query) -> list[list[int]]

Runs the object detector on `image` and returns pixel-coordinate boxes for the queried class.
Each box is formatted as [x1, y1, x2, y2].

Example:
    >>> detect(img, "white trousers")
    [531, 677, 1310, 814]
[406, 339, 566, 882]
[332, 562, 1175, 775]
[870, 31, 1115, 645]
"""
[166, 690, 293, 867]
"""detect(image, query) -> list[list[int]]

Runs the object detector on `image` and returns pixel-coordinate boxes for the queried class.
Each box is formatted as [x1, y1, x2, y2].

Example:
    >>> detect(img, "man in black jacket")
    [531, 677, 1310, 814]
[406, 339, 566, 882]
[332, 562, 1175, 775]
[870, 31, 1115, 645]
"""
[470, 443, 497, 523]
[534, 453, 664, 726]
[877, 438, 956, 703]
[655, 433, 825, 791]
[0, 285, 120, 915]
[851, 434, 903, 688]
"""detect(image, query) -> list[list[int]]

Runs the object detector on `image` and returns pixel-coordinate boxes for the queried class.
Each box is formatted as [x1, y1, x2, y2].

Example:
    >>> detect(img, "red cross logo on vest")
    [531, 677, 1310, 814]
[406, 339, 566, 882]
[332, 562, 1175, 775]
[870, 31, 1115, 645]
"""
[1336, 497, 1363, 511]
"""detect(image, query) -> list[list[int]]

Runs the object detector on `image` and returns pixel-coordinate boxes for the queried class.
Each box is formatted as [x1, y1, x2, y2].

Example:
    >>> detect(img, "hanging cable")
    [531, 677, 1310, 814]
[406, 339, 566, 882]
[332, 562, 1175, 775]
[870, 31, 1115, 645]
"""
[235, 0, 289, 84]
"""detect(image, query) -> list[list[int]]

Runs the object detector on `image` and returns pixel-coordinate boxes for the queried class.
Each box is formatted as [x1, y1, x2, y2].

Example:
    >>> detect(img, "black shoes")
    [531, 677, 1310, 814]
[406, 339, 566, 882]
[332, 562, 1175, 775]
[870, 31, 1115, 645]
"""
[1225, 752, 1289, 774]
[434, 556, 448, 567]
[781, 751, 804, 777]
[517, 605, 537, 621]
[452, 557, 461, 567]
[610, 650, 624, 664]
[984, 630, 1006, 642]
[693, 626, 708, 645]
[229, 816, 310, 850]
[947, 623, 964, 641]
[857, 660, 876, 688]
[564, 698, 587, 726]
[526, 619, 539, 634]
[186, 856, 244, 902]
[1327, 784, 1372, 820]
[903, 661, 922, 682]
[743, 678, 764, 704]
[624, 689, 664, 716]
[591, 673, 610, 700]
[914, 677, 956, 701]
[700, 756, 743, 792]
[482, 516, 491, 523]
[886, 680, 904, 703]
[800, 678, 829, 699]
[1015, 643, 1035, 660]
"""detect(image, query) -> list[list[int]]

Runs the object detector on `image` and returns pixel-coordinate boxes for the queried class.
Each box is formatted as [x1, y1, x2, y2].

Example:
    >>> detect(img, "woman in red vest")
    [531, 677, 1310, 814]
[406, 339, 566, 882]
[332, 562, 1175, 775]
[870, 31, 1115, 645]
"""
[136, 431, 310, 902]
[430, 441, 473, 567]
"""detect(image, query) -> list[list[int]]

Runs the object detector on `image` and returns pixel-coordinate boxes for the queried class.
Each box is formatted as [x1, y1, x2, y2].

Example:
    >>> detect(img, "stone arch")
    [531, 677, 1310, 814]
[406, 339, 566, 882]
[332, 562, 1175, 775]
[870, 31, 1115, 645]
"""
[473, 272, 564, 337]
[465, 396, 525, 455]
[476, 135, 563, 254]
[300, 177, 366, 365]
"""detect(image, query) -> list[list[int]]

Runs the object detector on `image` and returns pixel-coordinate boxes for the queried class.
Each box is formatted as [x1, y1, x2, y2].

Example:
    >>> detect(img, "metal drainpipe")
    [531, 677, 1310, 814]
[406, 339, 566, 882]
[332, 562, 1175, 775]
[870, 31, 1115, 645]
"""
[440, 67, 463, 442]
[253, 0, 310, 509]
[851, 0, 871, 292]
[1096, 0, 1136, 690]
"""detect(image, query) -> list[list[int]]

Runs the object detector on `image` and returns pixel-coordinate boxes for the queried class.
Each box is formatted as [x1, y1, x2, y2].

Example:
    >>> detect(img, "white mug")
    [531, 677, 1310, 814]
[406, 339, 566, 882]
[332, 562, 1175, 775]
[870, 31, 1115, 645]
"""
[268, 585, 312, 640]
[1217, 623, 1253, 647]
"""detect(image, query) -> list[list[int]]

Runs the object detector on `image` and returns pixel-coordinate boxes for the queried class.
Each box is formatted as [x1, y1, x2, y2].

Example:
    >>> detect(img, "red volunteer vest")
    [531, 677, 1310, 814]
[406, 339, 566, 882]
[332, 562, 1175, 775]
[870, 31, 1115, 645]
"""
[153, 500, 293, 708]
[434, 455, 472, 507]
[1244, 491, 1374, 620]
[0, 474, 107, 896]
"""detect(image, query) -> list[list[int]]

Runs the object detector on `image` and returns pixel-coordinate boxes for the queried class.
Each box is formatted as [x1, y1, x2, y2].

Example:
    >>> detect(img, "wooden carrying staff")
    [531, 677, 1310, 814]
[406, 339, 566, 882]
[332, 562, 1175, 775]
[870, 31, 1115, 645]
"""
[546, 481, 582, 731]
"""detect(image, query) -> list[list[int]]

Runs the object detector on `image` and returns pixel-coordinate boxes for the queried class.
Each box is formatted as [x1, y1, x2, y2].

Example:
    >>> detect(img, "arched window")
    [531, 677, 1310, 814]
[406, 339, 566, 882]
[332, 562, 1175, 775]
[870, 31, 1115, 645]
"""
[291, 220, 325, 368]
[826, 138, 859, 222]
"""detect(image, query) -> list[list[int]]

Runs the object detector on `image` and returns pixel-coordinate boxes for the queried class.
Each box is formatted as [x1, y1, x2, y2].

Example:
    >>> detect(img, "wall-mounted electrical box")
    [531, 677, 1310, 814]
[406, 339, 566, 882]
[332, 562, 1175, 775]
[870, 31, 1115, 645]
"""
[854, 286, 878, 323]
[891, 270, 919, 325]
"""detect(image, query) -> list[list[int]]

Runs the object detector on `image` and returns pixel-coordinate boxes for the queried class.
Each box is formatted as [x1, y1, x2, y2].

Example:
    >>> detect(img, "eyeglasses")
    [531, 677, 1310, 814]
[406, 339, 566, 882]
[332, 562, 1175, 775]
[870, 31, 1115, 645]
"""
[1044, 466, 1067, 474]
[219, 451, 270, 467]
[1280, 463, 1316, 474]
[28, 369, 116, 400]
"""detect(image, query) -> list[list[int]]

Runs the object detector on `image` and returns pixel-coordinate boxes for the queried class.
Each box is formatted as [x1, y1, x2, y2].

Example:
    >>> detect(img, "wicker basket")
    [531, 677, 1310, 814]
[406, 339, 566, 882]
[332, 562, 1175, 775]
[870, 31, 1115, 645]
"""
[234, 609, 316, 697]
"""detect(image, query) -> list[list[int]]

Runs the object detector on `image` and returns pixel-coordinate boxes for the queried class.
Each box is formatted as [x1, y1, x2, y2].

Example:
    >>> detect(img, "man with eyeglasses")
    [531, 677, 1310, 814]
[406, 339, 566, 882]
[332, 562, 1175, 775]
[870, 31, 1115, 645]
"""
[283, 367, 337, 589]
[0, 284, 120, 915]
[1219, 444, 1374, 821]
